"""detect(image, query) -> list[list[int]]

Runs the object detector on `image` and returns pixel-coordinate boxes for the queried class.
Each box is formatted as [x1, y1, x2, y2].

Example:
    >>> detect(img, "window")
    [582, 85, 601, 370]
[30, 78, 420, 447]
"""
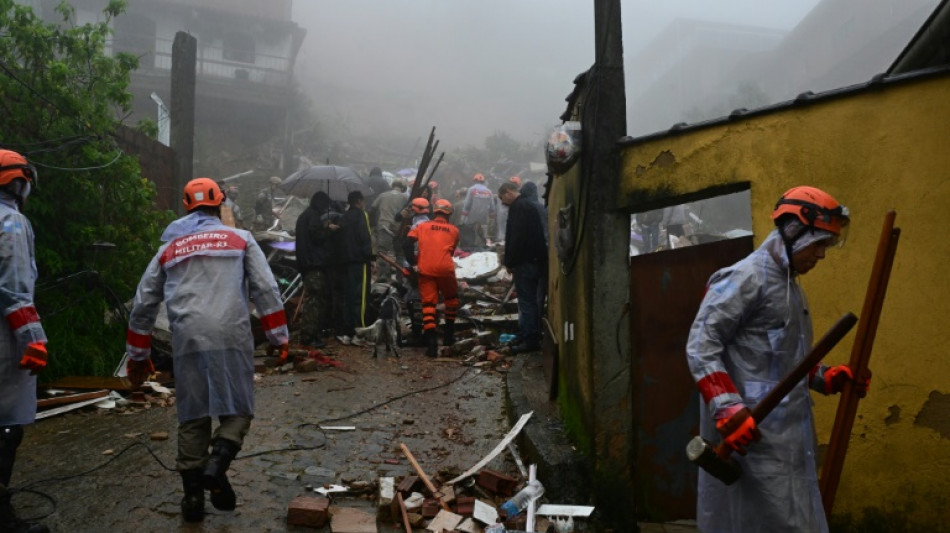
[631, 190, 752, 256]
[223, 33, 255, 64]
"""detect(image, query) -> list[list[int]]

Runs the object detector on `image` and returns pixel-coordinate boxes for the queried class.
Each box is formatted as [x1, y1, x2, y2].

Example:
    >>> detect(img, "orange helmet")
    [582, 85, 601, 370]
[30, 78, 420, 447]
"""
[428, 180, 438, 189]
[0, 149, 37, 186]
[433, 199, 453, 216]
[509, 176, 521, 187]
[182, 177, 225, 211]
[473, 173, 485, 183]
[411, 197, 430, 214]
[772, 186, 849, 236]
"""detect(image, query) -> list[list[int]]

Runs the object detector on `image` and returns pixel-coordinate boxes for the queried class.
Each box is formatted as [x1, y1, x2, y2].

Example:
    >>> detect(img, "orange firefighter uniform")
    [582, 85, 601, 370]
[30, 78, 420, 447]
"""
[405, 203, 459, 355]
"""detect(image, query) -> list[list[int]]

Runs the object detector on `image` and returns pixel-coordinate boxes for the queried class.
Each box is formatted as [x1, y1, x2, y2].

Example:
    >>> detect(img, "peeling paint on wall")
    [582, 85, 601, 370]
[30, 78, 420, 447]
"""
[652, 150, 676, 168]
[885, 405, 901, 426]
[914, 391, 950, 438]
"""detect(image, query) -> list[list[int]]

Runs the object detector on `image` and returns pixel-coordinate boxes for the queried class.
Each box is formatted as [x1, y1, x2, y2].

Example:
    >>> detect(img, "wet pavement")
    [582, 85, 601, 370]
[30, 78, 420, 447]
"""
[12, 341, 523, 532]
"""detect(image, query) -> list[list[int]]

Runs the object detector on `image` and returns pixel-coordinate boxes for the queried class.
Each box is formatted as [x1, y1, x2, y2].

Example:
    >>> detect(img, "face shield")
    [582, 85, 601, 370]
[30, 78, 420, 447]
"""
[0, 163, 37, 198]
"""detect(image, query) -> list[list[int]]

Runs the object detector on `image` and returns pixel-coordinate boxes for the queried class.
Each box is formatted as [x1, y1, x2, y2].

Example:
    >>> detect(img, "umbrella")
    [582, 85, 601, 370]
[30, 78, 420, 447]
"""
[278, 165, 369, 203]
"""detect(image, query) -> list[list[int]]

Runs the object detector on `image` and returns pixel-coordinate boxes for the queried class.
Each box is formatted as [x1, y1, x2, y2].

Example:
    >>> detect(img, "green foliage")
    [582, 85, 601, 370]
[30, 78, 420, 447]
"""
[0, 0, 171, 379]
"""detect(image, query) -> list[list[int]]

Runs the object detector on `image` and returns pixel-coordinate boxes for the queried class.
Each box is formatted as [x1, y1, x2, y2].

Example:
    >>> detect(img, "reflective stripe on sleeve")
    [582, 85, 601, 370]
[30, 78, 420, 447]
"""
[259, 309, 287, 332]
[697, 371, 740, 404]
[6, 305, 40, 332]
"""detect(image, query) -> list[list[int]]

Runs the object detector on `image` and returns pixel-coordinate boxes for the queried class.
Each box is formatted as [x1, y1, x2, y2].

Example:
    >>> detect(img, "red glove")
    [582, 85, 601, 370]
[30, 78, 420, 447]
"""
[716, 407, 761, 455]
[268, 343, 290, 363]
[825, 365, 871, 398]
[19, 342, 48, 375]
[126, 357, 155, 388]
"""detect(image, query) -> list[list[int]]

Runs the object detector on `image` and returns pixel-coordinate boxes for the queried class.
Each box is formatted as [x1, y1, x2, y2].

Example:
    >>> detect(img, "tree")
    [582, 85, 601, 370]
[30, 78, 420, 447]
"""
[0, 0, 172, 378]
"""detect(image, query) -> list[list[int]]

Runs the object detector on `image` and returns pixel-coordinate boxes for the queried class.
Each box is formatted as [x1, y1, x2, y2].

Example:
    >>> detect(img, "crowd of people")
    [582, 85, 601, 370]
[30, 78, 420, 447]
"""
[289, 168, 550, 357]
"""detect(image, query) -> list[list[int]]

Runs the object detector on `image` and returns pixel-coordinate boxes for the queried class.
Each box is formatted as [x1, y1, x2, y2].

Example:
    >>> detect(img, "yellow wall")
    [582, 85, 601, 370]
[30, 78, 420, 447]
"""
[617, 73, 950, 526]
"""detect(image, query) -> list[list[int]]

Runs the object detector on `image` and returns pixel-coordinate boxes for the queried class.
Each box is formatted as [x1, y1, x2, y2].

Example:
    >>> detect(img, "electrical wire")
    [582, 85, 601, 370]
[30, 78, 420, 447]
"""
[300, 364, 474, 428]
[11, 364, 477, 521]
[30, 150, 123, 172]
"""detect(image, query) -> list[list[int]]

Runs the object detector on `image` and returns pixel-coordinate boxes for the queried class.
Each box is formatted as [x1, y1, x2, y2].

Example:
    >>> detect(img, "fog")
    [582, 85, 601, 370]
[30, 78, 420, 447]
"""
[292, 0, 937, 150]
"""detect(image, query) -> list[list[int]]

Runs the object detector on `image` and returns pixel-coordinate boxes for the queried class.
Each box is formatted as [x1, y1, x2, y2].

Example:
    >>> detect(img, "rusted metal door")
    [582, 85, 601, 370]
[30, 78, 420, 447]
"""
[629, 236, 752, 520]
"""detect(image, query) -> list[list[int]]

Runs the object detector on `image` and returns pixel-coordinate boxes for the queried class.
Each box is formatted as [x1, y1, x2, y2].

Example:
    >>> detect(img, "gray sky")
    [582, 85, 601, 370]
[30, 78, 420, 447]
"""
[289, 1, 821, 148]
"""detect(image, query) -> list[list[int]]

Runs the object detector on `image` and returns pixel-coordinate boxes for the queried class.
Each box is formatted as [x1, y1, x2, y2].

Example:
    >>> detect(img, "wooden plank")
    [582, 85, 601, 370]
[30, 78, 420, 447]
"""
[37, 390, 109, 408]
[47, 376, 133, 392]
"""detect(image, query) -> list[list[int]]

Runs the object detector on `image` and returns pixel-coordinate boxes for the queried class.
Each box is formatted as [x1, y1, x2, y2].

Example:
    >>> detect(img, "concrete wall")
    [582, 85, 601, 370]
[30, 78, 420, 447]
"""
[612, 71, 950, 527]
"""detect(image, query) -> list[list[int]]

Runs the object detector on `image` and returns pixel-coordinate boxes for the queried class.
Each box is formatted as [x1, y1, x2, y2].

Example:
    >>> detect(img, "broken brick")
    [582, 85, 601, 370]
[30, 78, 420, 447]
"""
[454, 495, 475, 516]
[476, 469, 518, 496]
[421, 498, 441, 518]
[286, 496, 329, 528]
[397, 475, 420, 495]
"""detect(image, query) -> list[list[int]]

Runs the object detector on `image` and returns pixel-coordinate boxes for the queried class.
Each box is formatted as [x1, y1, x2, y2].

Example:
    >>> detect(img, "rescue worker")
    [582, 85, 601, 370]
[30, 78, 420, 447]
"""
[405, 199, 459, 357]
[399, 197, 431, 344]
[460, 173, 495, 250]
[369, 180, 408, 281]
[686, 186, 870, 533]
[337, 190, 374, 345]
[0, 149, 50, 533]
[254, 176, 282, 230]
[125, 178, 289, 522]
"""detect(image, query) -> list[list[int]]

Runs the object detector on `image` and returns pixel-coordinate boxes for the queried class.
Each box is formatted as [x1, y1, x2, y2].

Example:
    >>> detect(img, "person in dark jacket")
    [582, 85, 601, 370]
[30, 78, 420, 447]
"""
[295, 192, 340, 348]
[337, 190, 374, 344]
[498, 181, 546, 353]
[364, 167, 390, 207]
[519, 181, 549, 322]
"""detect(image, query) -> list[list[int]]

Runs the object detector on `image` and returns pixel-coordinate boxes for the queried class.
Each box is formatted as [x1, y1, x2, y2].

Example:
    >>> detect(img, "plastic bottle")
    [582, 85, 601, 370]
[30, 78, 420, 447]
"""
[485, 523, 507, 533]
[498, 479, 545, 517]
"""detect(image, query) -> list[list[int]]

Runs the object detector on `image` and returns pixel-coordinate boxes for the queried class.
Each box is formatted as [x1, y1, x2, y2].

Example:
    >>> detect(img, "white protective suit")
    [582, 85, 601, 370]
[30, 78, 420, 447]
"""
[126, 212, 289, 422]
[686, 229, 829, 533]
[0, 194, 47, 426]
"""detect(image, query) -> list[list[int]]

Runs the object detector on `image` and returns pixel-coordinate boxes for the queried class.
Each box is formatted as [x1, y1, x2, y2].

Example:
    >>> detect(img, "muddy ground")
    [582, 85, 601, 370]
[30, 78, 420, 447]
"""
[11, 341, 523, 532]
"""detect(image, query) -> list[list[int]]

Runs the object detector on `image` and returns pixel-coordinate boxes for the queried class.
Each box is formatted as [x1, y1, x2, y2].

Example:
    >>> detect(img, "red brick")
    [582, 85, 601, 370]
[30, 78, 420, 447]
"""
[455, 495, 475, 516]
[421, 498, 441, 518]
[286, 496, 329, 527]
[476, 469, 518, 496]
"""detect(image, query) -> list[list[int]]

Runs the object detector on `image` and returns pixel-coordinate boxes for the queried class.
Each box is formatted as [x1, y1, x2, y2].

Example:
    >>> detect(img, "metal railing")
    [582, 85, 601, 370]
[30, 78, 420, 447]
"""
[111, 35, 293, 86]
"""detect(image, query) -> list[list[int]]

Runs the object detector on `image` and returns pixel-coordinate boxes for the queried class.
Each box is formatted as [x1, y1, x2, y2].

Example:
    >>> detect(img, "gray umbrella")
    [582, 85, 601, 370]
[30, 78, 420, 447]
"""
[278, 165, 368, 203]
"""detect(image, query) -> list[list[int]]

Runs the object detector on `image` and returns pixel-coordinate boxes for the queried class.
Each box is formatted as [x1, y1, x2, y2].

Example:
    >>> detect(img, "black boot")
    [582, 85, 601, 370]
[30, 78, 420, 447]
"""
[443, 320, 456, 346]
[0, 485, 48, 533]
[201, 439, 239, 511]
[179, 469, 205, 522]
[425, 330, 438, 357]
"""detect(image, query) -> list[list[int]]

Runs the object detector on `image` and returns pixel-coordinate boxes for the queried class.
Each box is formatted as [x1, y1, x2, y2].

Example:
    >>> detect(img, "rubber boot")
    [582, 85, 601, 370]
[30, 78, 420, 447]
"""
[442, 320, 456, 347]
[424, 330, 438, 357]
[180, 469, 205, 522]
[201, 439, 239, 511]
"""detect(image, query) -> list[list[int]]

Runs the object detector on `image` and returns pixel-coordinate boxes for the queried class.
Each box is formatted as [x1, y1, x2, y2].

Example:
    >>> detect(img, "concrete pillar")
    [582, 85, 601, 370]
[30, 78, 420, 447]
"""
[170, 31, 196, 216]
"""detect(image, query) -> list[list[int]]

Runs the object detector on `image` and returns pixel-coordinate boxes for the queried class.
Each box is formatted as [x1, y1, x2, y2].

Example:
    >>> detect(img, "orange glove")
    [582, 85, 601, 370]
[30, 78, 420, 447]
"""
[716, 406, 761, 455]
[267, 343, 290, 363]
[19, 342, 48, 375]
[825, 365, 871, 398]
[126, 357, 155, 388]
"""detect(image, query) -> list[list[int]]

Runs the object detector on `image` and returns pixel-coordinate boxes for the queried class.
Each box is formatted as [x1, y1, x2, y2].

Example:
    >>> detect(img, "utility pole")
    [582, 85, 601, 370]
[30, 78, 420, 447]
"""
[588, 0, 633, 530]
[170, 31, 196, 216]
